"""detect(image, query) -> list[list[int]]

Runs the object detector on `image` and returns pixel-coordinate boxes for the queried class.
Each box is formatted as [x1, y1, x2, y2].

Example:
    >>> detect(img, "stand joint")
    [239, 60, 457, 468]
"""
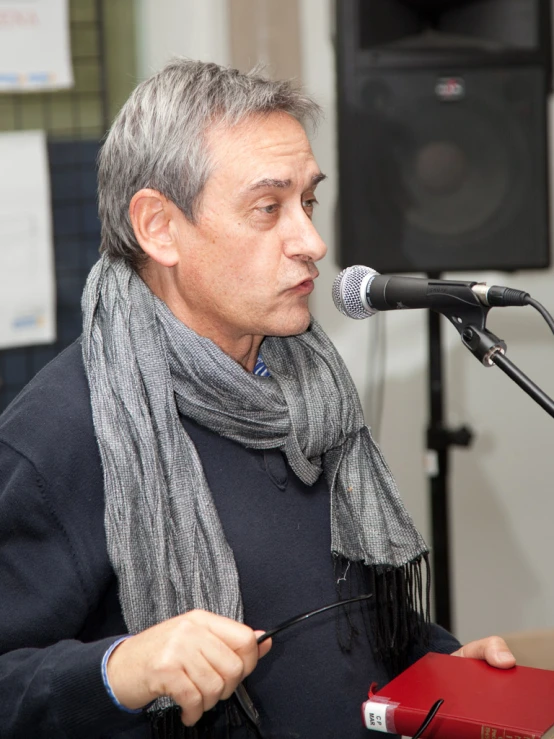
[427, 424, 473, 451]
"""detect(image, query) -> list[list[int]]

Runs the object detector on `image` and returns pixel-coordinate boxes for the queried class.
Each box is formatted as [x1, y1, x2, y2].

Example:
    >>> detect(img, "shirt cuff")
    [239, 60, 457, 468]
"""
[101, 635, 143, 714]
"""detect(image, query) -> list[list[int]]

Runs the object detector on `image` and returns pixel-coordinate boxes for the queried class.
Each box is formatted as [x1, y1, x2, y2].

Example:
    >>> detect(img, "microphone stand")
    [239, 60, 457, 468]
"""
[426, 273, 473, 632]
[427, 276, 554, 630]
[457, 323, 554, 417]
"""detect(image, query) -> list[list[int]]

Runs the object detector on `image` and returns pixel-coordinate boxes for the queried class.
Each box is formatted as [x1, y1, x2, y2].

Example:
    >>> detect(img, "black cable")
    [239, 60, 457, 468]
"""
[412, 698, 444, 739]
[524, 296, 554, 335]
[256, 593, 373, 644]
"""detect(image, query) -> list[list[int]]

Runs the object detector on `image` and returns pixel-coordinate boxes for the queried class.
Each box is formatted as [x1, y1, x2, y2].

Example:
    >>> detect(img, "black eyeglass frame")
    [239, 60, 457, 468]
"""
[235, 593, 373, 734]
[234, 593, 444, 738]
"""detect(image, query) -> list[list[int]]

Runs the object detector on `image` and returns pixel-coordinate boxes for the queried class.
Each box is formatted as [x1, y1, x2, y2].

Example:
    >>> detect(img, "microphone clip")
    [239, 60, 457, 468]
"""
[440, 285, 554, 419]
[439, 300, 506, 368]
[461, 325, 507, 367]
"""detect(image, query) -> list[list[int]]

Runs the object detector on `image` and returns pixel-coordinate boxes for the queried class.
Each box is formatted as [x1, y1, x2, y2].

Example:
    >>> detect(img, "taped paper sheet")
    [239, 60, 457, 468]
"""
[0, 130, 56, 349]
[0, 0, 73, 91]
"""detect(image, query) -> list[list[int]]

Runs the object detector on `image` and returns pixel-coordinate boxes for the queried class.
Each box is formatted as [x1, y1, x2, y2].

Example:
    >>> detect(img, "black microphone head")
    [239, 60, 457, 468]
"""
[332, 265, 379, 319]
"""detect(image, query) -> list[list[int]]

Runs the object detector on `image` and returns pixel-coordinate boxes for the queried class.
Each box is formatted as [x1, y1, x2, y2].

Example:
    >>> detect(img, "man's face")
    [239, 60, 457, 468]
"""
[169, 112, 327, 349]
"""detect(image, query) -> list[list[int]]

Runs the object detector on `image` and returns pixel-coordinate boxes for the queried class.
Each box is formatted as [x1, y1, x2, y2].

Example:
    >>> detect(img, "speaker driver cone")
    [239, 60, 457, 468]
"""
[400, 104, 512, 239]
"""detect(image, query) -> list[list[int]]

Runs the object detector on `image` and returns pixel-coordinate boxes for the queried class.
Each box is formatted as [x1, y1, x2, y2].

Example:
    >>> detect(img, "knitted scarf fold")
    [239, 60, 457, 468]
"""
[81, 255, 430, 708]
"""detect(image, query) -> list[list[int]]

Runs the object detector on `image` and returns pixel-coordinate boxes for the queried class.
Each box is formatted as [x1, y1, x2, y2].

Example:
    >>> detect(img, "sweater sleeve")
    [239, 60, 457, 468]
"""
[406, 619, 462, 667]
[0, 440, 147, 738]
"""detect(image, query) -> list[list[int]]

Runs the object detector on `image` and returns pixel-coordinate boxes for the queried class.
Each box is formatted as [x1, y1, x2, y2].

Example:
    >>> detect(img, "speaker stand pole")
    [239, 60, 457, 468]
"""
[426, 273, 473, 632]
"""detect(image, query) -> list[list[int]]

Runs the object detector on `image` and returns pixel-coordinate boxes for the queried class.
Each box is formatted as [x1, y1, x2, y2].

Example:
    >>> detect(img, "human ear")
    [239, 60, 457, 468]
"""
[129, 189, 179, 267]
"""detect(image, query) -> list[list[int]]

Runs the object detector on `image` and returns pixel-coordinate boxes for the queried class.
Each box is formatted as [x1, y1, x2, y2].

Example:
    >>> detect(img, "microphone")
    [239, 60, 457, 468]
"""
[332, 265, 530, 320]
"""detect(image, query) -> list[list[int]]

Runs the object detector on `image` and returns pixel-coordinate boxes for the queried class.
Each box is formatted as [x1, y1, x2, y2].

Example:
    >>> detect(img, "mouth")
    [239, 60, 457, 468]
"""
[292, 278, 316, 295]
[292, 270, 319, 294]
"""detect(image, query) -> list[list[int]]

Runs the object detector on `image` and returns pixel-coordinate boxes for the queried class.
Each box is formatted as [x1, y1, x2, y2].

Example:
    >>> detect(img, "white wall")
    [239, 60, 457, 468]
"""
[136, 0, 229, 79]
[136, 0, 554, 644]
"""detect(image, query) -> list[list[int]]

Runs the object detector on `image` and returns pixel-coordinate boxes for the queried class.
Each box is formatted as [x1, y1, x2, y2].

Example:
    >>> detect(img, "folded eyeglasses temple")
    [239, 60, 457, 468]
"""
[235, 593, 374, 732]
[413, 699, 444, 739]
[256, 592, 374, 644]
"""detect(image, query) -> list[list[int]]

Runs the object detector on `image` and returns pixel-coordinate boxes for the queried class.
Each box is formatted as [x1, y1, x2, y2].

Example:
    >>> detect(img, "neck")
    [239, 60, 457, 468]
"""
[140, 263, 264, 373]
[230, 336, 264, 372]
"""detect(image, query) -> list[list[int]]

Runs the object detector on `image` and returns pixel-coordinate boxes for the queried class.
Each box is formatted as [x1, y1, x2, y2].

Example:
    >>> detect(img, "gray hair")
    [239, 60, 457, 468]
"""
[97, 58, 322, 269]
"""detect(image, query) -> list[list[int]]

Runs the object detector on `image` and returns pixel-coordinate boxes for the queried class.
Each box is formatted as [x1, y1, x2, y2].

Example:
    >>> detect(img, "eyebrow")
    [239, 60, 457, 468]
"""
[247, 172, 327, 192]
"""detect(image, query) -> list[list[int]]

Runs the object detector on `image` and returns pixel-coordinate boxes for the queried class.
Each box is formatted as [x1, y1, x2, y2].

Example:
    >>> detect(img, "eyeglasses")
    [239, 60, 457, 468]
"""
[151, 594, 443, 737]
[234, 593, 444, 739]
[234, 593, 373, 737]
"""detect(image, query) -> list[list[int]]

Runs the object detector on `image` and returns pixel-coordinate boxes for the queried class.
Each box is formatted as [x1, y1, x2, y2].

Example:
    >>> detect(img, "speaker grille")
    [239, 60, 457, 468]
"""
[337, 66, 549, 273]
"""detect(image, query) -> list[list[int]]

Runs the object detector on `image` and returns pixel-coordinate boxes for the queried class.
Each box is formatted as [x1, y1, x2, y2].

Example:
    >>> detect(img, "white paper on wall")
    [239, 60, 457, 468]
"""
[0, 0, 73, 91]
[0, 130, 56, 349]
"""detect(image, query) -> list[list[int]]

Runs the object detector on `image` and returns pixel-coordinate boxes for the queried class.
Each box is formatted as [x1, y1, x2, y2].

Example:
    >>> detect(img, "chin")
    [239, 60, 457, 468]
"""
[266, 311, 312, 338]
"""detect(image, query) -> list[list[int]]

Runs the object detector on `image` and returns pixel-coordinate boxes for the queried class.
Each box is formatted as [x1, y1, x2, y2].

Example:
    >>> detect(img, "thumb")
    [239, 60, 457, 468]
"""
[254, 630, 272, 659]
[452, 636, 515, 669]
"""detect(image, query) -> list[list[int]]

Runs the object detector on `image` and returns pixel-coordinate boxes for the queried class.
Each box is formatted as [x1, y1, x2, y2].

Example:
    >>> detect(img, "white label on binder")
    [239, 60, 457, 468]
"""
[362, 699, 389, 732]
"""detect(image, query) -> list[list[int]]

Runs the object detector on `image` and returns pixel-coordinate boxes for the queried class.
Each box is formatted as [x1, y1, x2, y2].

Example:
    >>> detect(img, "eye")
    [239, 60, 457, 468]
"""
[302, 197, 319, 218]
[259, 203, 280, 214]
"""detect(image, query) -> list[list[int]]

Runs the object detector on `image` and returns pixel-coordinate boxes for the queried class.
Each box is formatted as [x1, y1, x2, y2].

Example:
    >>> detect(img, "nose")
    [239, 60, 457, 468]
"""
[283, 215, 328, 263]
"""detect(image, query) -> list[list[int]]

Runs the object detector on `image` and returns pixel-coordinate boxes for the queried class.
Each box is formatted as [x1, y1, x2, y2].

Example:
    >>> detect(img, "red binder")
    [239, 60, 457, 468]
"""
[362, 652, 554, 738]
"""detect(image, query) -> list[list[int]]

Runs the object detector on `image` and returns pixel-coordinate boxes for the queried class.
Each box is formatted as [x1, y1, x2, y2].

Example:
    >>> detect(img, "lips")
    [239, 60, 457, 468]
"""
[293, 279, 315, 295]
[293, 269, 319, 291]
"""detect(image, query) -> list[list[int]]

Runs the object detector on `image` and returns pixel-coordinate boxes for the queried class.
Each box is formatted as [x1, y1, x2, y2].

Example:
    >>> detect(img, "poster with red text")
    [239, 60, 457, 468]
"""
[0, 0, 73, 91]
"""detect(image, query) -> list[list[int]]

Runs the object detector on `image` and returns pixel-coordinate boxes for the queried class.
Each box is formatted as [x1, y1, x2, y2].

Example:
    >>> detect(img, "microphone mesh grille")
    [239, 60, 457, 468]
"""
[332, 265, 377, 319]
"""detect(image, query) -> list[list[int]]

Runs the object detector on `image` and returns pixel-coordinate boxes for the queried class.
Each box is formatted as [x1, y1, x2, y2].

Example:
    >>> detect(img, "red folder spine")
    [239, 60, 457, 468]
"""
[362, 698, 542, 738]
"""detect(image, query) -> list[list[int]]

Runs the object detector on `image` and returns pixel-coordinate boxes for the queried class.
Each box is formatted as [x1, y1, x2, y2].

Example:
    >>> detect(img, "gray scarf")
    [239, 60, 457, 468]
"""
[82, 255, 429, 655]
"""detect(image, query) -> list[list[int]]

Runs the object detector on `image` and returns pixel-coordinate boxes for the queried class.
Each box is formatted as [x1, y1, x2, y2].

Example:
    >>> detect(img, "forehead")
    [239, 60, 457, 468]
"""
[205, 112, 319, 190]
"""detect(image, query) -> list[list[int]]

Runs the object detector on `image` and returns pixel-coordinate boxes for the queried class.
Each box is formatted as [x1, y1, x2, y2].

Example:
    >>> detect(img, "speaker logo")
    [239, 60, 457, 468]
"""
[435, 77, 465, 101]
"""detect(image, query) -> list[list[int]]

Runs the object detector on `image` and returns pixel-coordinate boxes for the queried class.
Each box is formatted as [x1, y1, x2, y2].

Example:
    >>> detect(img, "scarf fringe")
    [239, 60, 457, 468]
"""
[334, 552, 431, 676]
[149, 694, 261, 739]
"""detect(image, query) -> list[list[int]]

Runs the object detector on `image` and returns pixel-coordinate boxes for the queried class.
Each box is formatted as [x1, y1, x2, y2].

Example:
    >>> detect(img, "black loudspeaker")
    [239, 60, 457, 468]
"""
[336, 0, 552, 273]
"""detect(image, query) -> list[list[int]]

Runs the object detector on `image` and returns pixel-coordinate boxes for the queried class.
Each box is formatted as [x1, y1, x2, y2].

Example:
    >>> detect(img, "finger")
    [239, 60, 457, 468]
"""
[168, 672, 204, 727]
[188, 610, 259, 655]
[187, 611, 261, 677]
[452, 636, 515, 668]
[233, 632, 262, 678]
[198, 637, 247, 700]
[254, 630, 272, 659]
[181, 652, 229, 711]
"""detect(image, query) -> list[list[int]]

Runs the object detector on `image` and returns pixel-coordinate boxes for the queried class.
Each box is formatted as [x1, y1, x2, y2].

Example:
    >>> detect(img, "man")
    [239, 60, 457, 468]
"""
[0, 59, 514, 738]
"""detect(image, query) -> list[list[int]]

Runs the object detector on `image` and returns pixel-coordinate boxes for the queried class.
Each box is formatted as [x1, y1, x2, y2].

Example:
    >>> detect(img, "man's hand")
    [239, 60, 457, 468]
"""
[451, 635, 515, 668]
[106, 609, 272, 726]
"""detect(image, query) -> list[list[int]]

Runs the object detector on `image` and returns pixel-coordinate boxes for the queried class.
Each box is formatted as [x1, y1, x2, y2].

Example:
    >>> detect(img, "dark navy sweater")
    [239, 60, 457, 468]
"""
[0, 341, 460, 738]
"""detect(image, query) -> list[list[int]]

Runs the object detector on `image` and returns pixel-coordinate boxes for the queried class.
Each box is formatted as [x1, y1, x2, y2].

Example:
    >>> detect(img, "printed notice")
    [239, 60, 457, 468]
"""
[0, 0, 73, 91]
[0, 130, 56, 349]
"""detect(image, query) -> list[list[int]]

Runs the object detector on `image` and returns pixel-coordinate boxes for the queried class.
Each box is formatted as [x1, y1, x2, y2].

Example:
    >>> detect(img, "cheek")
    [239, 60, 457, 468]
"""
[228, 238, 283, 284]
[194, 215, 286, 294]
